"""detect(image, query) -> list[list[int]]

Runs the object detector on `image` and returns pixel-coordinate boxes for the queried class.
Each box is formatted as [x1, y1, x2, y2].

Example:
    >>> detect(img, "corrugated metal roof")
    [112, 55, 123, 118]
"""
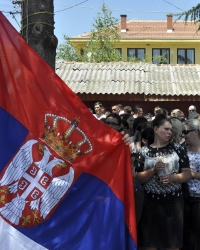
[74, 20, 200, 40]
[56, 62, 200, 96]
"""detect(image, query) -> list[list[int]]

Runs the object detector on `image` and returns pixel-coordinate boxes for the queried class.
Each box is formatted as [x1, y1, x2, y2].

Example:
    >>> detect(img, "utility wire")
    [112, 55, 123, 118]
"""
[1, 0, 185, 25]
[10, 11, 20, 26]
[162, 0, 184, 12]
[1, 1, 183, 16]
[54, 2, 182, 14]
[55, 0, 88, 13]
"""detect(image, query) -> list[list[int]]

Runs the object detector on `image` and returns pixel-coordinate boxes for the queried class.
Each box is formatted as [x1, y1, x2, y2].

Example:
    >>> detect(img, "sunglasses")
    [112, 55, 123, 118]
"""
[106, 121, 119, 126]
[182, 129, 195, 135]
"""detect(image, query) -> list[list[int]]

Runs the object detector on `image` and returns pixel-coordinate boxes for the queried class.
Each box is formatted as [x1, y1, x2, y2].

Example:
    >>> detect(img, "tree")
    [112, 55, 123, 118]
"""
[177, 3, 200, 30]
[56, 35, 82, 62]
[84, 2, 121, 62]
[57, 2, 121, 62]
[21, 0, 58, 70]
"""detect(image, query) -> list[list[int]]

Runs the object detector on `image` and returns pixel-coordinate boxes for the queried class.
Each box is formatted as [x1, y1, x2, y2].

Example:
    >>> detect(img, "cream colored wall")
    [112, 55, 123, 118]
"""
[115, 41, 200, 64]
[71, 40, 200, 64]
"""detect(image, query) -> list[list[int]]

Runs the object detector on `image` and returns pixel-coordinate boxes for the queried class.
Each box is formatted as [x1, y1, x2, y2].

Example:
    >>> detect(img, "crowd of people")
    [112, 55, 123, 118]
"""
[91, 102, 200, 250]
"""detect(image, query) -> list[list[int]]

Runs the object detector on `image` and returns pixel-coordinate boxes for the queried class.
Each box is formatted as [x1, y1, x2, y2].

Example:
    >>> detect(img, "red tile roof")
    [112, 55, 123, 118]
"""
[74, 20, 200, 40]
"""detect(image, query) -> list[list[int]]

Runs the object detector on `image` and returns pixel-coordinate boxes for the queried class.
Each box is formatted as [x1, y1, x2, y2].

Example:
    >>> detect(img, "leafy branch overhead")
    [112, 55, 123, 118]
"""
[176, 3, 200, 30]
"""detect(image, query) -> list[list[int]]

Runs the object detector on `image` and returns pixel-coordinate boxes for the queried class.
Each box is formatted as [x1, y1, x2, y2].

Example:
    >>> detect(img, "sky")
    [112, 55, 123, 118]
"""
[1, 0, 199, 45]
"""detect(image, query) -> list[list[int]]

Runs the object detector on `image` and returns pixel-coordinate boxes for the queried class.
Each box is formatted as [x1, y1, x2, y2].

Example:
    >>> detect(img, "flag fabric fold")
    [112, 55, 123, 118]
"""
[0, 12, 137, 250]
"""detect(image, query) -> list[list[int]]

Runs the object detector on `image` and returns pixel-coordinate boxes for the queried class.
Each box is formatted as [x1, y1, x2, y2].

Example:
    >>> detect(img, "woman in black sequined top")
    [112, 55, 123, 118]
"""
[134, 114, 191, 250]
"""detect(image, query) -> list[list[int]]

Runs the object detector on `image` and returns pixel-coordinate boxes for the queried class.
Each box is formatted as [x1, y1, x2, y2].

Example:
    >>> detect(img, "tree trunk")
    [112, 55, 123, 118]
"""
[21, 0, 57, 70]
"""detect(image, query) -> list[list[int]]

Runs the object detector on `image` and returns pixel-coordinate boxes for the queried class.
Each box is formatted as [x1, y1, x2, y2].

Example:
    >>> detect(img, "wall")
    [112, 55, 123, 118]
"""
[71, 39, 200, 64]
[115, 40, 200, 64]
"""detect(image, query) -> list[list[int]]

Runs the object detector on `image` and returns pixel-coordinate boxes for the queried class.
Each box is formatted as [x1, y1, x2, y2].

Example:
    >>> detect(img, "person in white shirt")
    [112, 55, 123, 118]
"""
[93, 102, 106, 120]
[117, 104, 124, 115]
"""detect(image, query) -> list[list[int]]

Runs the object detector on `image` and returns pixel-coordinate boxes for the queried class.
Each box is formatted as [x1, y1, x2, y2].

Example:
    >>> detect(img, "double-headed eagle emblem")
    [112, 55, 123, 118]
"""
[0, 114, 92, 226]
[0, 139, 74, 226]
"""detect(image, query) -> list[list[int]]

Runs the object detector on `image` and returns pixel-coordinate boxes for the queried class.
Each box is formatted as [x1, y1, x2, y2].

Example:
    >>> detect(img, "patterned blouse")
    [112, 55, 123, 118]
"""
[135, 142, 190, 200]
[187, 151, 200, 197]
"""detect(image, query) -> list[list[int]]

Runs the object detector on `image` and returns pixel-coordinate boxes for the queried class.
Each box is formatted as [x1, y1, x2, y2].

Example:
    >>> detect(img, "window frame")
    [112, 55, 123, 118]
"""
[127, 48, 146, 61]
[152, 48, 170, 64]
[177, 48, 195, 64]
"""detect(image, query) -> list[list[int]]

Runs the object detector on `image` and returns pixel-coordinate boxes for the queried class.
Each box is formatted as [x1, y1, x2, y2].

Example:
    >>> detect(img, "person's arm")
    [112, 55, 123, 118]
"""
[160, 143, 191, 184]
[135, 161, 165, 184]
[135, 167, 155, 184]
[161, 168, 191, 184]
[190, 166, 200, 180]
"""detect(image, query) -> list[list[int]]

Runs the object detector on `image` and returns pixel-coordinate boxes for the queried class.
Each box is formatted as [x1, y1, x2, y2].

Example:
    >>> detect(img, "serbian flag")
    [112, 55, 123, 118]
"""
[0, 12, 136, 250]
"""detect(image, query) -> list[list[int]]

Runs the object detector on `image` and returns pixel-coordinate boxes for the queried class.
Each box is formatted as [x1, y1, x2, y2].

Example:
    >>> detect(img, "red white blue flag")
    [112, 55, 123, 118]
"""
[0, 12, 137, 250]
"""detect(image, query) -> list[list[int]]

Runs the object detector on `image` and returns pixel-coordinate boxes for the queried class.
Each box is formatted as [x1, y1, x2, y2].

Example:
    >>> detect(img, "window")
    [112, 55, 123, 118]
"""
[152, 49, 170, 64]
[127, 48, 145, 60]
[177, 49, 195, 64]
[115, 48, 122, 55]
[80, 48, 84, 55]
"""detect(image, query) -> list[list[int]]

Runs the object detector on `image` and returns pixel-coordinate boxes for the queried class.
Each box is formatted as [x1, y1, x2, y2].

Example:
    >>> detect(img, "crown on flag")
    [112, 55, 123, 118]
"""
[42, 114, 92, 163]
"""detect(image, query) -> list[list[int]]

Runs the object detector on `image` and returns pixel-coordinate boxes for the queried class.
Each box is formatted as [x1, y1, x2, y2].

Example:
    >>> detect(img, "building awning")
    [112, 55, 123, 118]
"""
[56, 62, 200, 96]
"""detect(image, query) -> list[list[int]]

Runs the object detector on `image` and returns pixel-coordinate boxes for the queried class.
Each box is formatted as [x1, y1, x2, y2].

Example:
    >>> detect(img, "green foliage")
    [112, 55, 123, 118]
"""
[176, 3, 200, 30]
[56, 3, 121, 62]
[127, 55, 150, 63]
[84, 2, 121, 62]
[126, 54, 168, 64]
[152, 55, 168, 64]
[56, 35, 83, 61]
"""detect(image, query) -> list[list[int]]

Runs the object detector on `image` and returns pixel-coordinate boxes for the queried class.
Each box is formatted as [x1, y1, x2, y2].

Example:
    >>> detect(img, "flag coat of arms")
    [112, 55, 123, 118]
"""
[0, 12, 137, 250]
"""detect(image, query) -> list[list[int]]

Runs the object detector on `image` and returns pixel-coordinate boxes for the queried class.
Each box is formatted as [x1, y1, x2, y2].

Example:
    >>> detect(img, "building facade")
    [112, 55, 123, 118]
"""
[56, 15, 200, 114]
[70, 15, 200, 65]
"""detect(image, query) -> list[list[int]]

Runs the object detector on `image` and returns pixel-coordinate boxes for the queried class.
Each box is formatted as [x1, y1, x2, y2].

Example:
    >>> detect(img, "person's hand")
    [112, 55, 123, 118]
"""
[154, 161, 165, 174]
[160, 174, 173, 184]
[120, 131, 131, 145]
[190, 166, 200, 179]
[190, 166, 195, 178]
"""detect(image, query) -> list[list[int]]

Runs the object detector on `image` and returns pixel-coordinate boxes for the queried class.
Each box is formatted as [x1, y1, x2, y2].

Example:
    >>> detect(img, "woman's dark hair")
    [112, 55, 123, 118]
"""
[141, 127, 154, 146]
[106, 113, 121, 126]
[136, 121, 151, 133]
[133, 117, 147, 132]
[152, 114, 171, 128]
[136, 121, 152, 144]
